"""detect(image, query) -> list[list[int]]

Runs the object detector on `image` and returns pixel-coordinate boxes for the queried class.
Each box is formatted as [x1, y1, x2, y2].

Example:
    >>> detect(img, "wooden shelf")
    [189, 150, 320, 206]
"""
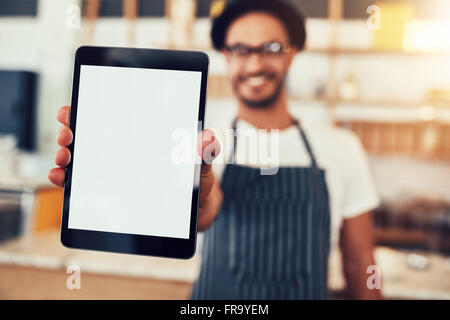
[207, 91, 450, 110]
[374, 227, 428, 246]
[163, 45, 450, 57]
[374, 227, 450, 251]
[337, 120, 450, 161]
[304, 47, 450, 56]
[293, 97, 450, 108]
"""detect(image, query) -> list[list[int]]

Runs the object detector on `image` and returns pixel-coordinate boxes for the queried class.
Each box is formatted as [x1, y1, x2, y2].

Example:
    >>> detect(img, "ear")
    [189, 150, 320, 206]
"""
[285, 48, 298, 68]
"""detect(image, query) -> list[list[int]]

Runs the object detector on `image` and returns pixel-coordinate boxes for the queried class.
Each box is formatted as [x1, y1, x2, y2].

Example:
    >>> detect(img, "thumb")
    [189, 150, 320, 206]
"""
[197, 129, 221, 165]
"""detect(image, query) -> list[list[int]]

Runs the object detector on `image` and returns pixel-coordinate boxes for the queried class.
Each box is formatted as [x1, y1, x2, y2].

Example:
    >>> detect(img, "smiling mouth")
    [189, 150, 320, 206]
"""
[241, 74, 274, 88]
[247, 76, 266, 86]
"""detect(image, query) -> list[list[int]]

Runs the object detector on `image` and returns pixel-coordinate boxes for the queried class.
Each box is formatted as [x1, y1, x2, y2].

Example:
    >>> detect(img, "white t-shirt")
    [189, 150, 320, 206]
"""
[205, 116, 380, 249]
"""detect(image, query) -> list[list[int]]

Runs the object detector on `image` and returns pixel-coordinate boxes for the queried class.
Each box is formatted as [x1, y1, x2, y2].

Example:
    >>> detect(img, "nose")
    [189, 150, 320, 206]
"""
[244, 52, 266, 74]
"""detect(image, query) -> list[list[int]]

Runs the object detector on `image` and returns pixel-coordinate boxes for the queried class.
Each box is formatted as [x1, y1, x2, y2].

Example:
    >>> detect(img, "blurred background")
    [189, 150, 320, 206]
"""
[0, 0, 449, 299]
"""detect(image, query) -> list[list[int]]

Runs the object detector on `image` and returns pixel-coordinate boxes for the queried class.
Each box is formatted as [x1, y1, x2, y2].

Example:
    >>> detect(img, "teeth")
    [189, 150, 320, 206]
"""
[247, 76, 266, 86]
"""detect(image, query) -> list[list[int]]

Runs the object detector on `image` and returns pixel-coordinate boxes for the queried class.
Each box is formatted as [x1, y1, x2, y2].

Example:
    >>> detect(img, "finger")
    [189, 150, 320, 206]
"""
[199, 162, 215, 204]
[57, 125, 73, 147]
[48, 167, 66, 187]
[201, 160, 213, 177]
[197, 129, 214, 157]
[57, 106, 70, 126]
[202, 137, 221, 165]
[55, 147, 71, 168]
[197, 129, 221, 164]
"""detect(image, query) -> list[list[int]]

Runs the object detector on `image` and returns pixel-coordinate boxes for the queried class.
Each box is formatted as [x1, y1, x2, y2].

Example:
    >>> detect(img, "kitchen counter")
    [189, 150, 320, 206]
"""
[0, 231, 200, 299]
[0, 175, 53, 192]
[327, 243, 450, 299]
[0, 231, 448, 299]
[0, 231, 201, 282]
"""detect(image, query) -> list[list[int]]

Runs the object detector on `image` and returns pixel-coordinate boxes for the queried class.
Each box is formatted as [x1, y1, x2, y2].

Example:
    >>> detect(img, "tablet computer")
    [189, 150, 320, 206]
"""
[60, 46, 208, 259]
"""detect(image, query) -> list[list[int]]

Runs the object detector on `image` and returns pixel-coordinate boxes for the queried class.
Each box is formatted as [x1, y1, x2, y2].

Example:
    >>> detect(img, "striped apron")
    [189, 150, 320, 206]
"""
[191, 119, 331, 299]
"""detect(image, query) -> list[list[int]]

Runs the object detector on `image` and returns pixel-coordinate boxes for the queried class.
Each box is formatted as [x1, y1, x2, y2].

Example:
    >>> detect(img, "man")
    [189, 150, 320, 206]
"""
[49, 0, 381, 299]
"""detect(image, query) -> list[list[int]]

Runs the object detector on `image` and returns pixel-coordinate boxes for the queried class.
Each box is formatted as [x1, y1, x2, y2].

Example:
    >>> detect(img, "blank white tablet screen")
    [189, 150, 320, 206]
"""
[68, 65, 202, 239]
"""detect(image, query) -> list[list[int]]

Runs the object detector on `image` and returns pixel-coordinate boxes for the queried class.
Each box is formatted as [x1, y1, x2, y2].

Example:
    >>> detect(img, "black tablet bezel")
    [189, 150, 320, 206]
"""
[60, 46, 209, 259]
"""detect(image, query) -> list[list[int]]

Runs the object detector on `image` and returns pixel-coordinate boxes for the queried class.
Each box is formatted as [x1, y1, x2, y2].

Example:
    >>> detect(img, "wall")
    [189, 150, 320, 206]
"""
[1, 2, 449, 201]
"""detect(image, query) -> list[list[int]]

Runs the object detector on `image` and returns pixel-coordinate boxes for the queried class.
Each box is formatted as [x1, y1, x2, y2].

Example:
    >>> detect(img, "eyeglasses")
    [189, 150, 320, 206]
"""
[224, 41, 293, 60]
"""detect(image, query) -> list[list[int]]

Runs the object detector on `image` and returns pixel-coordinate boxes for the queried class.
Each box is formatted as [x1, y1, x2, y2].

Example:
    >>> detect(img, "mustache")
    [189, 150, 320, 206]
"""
[237, 72, 277, 82]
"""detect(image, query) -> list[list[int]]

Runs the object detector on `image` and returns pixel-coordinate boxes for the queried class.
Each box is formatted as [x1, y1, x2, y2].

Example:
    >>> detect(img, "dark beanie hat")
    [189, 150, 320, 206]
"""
[210, 0, 307, 51]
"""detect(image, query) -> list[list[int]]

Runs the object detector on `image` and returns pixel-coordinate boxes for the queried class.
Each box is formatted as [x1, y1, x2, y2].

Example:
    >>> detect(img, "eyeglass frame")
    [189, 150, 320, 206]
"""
[223, 41, 294, 60]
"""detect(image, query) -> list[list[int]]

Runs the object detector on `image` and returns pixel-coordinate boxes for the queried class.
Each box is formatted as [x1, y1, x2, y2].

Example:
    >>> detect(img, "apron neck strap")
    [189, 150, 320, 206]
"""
[230, 117, 318, 169]
[292, 119, 318, 169]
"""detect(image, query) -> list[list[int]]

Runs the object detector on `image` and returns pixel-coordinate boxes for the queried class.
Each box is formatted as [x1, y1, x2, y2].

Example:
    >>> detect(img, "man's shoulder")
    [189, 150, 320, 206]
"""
[304, 122, 361, 147]
[304, 124, 365, 170]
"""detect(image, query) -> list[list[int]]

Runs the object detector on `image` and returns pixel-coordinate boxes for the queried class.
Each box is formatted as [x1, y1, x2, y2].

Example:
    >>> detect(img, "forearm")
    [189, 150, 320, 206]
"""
[197, 180, 223, 232]
[340, 212, 382, 299]
[342, 249, 382, 299]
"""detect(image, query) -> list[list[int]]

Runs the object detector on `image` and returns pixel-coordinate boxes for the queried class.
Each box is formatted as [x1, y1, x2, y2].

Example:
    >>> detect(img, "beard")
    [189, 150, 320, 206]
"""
[233, 72, 286, 109]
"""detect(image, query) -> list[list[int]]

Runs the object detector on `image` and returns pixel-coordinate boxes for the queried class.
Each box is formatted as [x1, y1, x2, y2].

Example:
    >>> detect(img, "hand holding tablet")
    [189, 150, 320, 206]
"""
[48, 46, 220, 259]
